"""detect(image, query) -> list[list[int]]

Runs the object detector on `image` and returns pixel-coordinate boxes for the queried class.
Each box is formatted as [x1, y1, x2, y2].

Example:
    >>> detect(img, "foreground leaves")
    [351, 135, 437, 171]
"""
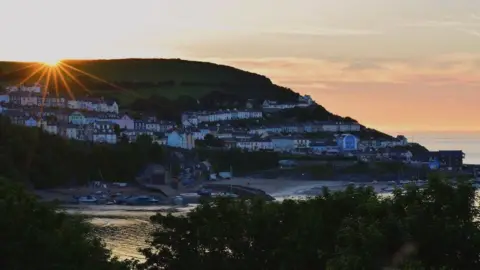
[139, 176, 480, 270]
[0, 178, 130, 270]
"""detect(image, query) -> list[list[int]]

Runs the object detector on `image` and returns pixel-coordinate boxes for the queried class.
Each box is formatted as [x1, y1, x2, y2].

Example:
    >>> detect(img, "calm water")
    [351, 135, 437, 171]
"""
[402, 131, 480, 164]
[76, 182, 390, 260]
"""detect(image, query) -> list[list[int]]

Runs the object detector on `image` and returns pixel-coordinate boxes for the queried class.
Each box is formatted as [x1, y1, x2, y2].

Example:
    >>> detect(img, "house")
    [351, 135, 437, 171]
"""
[337, 134, 359, 151]
[429, 150, 465, 169]
[298, 95, 315, 105]
[105, 100, 119, 113]
[134, 120, 146, 130]
[156, 121, 175, 132]
[59, 124, 80, 139]
[389, 149, 413, 162]
[181, 109, 263, 127]
[4, 110, 25, 125]
[69, 111, 86, 125]
[92, 121, 117, 144]
[166, 131, 195, 149]
[0, 94, 9, 103]
[8, 91, 39, 106]
[153, 135, 167, 145]
[396, 135, 408, 146]
[121, 129, 154, 142]
[84, 112, 100, 124]
[310, 141, 340, 155]
[24, 116, 37, 127]
[271, 136, 310, 152]
[236, 138, 273, 151]
[112, 113, 134, 130]
[67, 100, 81, 110]
[39, 120, 59, 135]
[39, 95, 67, 108]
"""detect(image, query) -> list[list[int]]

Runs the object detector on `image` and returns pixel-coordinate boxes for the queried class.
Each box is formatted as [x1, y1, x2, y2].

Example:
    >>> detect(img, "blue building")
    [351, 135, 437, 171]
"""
[337, 134, 359, 151]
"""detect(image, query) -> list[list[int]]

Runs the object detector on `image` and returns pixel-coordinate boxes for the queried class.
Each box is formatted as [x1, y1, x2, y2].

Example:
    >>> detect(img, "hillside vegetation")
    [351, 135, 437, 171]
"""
[0, 59, 298, 103]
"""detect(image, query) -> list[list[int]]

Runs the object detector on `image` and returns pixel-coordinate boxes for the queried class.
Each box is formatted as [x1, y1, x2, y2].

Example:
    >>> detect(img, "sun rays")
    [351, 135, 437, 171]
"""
[14, 60, 135, 108]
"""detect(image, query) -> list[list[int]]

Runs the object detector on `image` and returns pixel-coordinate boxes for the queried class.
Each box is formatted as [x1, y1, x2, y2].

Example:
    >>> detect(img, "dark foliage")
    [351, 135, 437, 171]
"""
[0, 116, 165, 188]
[139, 175, 480, 270]
[0, 178, 131, 270]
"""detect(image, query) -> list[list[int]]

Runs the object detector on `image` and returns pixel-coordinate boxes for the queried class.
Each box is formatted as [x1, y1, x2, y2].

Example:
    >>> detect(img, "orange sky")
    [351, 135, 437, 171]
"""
[1, 0, 480, 132]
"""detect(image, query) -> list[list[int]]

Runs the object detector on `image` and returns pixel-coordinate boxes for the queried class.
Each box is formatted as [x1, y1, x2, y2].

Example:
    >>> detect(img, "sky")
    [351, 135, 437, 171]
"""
[1, 0, 480, 133]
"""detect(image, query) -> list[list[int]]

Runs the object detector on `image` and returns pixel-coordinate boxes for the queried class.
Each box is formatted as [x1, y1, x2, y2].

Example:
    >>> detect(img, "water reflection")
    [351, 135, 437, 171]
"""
[77, 181, 444, 259]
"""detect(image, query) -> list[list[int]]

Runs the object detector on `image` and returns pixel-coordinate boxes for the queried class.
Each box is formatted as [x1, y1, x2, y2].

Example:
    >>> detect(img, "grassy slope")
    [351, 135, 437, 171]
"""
[0, 59, 294, 104]
[0, 58, 415, 143]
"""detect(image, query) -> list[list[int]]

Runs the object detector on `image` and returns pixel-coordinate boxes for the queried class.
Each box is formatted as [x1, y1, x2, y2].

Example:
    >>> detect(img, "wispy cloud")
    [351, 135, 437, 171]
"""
[403, 20, 466, 28]
[458, 28, 480, 37]
[342, 61, 385, 71]
[265, 28, 382, 37]
[403, 18, 480, 38]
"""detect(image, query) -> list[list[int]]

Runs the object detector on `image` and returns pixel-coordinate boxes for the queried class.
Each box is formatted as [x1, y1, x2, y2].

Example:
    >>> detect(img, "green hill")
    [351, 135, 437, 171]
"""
[0, 58, 410, 142]
[0, 58, 298, 104]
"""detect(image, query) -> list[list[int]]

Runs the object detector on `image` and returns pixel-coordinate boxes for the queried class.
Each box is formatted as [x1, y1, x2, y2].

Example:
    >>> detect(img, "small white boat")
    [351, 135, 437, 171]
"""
[77, 195, 98, 204]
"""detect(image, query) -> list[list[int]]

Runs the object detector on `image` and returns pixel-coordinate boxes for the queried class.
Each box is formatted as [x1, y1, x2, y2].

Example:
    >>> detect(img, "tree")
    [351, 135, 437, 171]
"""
[139, 175, 480, 270]
[0, 178, 131, 270]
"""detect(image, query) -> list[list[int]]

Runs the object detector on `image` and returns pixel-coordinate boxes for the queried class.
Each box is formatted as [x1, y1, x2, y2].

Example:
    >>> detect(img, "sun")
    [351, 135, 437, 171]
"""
[43, 59, 61, 67]
[41, 58, 61, 67]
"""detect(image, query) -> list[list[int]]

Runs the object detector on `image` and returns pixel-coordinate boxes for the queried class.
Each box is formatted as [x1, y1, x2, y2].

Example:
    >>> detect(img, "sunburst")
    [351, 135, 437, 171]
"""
[14, 60, 140, 110]
[42, 59, 61, 67]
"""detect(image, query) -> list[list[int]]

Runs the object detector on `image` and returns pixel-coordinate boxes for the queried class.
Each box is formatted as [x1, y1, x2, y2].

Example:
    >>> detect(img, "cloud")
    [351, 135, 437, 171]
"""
[264, 28, 382, 37]
[458, 28, 480, 37]
[342, 61, 385, 71]
[403, 18, 480, 38]
[404, 20, 466, 28]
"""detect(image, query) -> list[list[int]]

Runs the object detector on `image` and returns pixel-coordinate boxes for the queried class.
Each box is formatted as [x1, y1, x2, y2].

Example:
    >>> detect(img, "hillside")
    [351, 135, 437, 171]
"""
[0, 59, 298, 104]
[0, 58, 417, 142]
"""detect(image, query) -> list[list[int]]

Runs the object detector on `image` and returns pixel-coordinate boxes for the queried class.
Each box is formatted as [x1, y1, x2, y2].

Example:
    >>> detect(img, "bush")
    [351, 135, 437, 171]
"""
[0, 178, 130, 270]
[139, 175, 480, 270]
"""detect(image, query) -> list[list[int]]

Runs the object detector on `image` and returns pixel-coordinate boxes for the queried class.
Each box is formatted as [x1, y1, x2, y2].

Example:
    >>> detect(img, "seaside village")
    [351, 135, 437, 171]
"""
[0, 84, 466, 170]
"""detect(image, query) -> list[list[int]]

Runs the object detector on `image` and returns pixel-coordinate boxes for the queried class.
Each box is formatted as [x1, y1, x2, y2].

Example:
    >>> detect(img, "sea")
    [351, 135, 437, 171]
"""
[401, 131, 480, 165]
[78, 131, 480, 260]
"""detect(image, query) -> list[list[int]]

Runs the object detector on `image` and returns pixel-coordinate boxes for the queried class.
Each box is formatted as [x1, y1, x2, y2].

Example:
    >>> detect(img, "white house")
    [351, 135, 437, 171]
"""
[92, 121, 117, 144]
[271, 136, 310, 152]
[64, 124, 79, 139]
[67, 100, 82, 110]
[236, 138, 273, 151]
[41, 122, 59, 135]
[111, 114, 134, 130]
[181, 110, 263, 127]
[166, 131, 195, 149]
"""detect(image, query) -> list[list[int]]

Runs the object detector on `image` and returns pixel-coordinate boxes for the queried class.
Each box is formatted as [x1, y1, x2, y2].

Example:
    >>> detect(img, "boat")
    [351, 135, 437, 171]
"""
[197, 188, 213, 196]
[76, 195, 98, 204]
[124, 195, 160, 205]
